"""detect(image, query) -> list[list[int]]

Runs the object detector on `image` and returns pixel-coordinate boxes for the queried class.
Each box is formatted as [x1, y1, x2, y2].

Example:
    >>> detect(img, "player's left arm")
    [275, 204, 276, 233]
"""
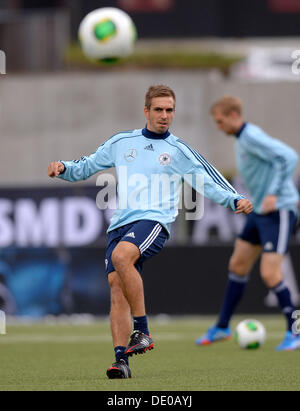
[176, 142, 252, 214]
[235, 198, 253, 215]
[198, 171, 252, 214]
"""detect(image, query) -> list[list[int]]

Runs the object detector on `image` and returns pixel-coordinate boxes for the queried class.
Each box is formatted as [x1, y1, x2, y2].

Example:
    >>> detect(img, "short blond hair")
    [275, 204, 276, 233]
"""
[145, 85, 176, 110]
[210, 96, 243, 116]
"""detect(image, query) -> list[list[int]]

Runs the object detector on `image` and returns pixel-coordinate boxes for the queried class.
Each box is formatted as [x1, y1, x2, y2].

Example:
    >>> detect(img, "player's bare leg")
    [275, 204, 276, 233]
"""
[196, 239, 261, 345]
[260, 252, 283, 288]
[108, 271, 132, 347]
[111, 241, 145, 316]
[229, 238, 262, 276]
[112, 241, 154, 356]
[106, 271, 132, 379]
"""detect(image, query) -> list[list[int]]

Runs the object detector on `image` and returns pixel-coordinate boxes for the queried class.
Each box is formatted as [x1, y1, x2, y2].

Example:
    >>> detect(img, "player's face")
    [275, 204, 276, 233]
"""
[144, 97, 175, 134]
[212, 108, 237, 135]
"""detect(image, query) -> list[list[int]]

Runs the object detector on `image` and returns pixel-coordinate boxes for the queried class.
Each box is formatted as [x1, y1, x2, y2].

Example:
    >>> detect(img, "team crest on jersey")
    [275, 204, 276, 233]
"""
[124, 148, 138, 162]
[159, 153, 171, 166]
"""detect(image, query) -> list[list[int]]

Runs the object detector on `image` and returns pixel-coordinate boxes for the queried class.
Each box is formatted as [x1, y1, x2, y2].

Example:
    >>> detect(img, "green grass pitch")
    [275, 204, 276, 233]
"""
[0, 315, 299, 391]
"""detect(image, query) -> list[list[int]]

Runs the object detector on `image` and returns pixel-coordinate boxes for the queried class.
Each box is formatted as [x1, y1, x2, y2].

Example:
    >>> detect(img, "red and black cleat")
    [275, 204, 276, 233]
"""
[106, 359, 132, 379]
[125, 330, 154, 357]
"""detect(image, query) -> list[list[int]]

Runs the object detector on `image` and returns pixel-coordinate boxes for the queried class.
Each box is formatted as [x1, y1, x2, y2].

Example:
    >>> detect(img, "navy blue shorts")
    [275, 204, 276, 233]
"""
[105, 220, 168, 275]
[238, 210, 296, 254]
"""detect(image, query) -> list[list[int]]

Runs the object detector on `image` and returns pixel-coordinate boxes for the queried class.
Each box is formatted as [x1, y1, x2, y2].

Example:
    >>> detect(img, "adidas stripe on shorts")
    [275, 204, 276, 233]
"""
[105, 220, 168, 275]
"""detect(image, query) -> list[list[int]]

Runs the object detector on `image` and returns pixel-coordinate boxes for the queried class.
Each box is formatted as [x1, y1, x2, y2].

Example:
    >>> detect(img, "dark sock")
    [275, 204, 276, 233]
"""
[217, 272, 248, 329]
[271, 281, 294, 332]
[114, 346, 128, 365]
[133, 315, 149, 335]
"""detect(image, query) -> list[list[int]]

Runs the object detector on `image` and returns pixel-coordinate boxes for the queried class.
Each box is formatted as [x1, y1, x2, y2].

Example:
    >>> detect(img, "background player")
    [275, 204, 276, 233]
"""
[48, 86, 252, 379]
[196, 96, 300, 351]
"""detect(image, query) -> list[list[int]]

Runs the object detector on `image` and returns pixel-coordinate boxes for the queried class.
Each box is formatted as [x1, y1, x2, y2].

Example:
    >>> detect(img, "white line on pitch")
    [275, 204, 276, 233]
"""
[0, 332, 285, 344]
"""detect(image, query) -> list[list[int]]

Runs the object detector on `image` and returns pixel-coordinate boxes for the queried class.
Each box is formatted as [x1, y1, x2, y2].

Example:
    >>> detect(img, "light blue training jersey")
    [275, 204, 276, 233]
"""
[58, 127, 245, 235]
[235, 123, 299, 214]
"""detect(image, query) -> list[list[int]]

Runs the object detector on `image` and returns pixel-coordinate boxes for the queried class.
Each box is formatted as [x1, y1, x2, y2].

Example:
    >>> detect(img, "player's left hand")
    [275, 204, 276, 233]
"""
[235, 199, 252, 215]
[261, 194, 277, 214]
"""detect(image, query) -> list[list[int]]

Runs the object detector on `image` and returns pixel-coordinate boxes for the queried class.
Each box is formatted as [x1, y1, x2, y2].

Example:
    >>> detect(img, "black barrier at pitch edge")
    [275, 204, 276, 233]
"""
[1, 245, 299, 316]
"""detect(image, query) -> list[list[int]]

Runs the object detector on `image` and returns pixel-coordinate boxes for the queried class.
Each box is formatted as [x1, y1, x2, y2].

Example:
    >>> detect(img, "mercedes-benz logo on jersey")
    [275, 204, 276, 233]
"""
[159, 153, 171, 166]
[125, 148, 138, 162]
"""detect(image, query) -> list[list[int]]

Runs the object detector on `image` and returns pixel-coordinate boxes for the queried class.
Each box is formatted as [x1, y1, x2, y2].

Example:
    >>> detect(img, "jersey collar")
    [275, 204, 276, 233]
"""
[235, 122, 247, 138]
[142, 127, 170, 140]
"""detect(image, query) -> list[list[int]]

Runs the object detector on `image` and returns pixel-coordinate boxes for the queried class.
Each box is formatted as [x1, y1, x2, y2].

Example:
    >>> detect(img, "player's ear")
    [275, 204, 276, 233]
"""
[144, 106, 149, 119]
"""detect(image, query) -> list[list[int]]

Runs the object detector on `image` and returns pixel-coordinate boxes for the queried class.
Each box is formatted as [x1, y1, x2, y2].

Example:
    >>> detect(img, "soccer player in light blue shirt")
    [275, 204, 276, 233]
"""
[196, 95, 300, 351]
[48, 86, 252, 378]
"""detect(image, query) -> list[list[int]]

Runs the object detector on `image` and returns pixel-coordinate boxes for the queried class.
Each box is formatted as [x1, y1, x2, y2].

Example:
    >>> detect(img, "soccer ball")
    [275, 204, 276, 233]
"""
[234, 319, 266, 349]
[78, 7, 137, 62]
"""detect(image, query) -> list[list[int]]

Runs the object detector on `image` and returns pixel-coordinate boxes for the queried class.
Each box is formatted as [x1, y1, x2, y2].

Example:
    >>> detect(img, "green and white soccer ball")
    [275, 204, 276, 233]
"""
[78, 7, 137, 63]
[234, 319, 266, 349]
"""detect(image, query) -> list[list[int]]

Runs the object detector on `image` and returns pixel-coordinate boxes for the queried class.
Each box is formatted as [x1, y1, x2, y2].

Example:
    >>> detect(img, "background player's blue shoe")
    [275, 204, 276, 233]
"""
[275, 331, 300, 351]
[195, 325, 232, 346]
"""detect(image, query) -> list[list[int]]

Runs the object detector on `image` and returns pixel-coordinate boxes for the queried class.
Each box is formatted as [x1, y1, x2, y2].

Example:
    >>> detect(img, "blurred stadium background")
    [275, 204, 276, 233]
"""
[0, 0, 300, 320]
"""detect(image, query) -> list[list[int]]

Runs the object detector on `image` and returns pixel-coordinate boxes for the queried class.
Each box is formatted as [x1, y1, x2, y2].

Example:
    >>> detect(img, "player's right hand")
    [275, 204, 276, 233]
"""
[48, 161, 65, 178]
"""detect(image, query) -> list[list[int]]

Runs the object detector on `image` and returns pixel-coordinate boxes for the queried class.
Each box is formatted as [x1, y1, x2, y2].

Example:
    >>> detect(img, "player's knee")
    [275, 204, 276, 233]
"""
[261, 269, 282, 288]
[111, 248, 128, 270]
[112, 245, 138, 271]
[228, 257, 248, 276]
[260, 253, 283, 287]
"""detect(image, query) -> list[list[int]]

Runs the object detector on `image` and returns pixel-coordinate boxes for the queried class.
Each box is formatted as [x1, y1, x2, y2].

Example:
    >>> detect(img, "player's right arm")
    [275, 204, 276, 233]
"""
[48, 139, 115, 182]
[48, 161, 65, 178]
